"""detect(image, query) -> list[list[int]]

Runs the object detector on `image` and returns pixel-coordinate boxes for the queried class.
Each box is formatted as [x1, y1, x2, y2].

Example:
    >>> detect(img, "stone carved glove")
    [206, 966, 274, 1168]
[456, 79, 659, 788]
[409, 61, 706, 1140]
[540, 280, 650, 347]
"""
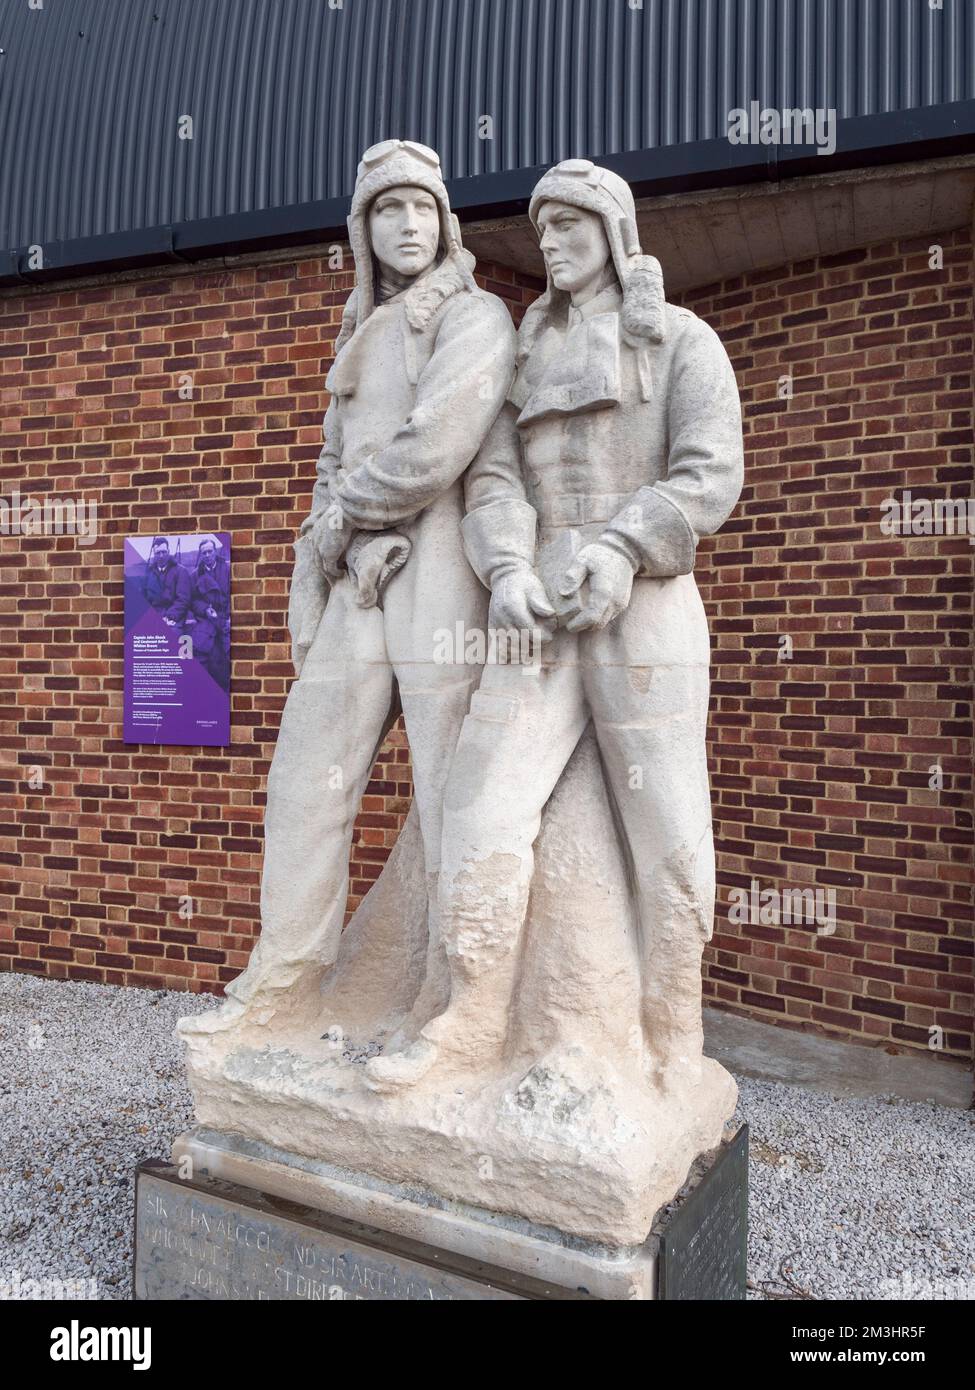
[559, 542, 637, 633]
[461, 498, 555, 642]
[345, 531, 412, 610]
[310, 502, 355, 579]
[489, 568, 557, 642]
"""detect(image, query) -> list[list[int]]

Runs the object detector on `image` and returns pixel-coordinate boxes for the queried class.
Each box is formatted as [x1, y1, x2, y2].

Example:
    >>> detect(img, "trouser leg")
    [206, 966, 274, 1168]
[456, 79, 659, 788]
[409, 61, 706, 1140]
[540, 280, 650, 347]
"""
[584, 649, 713, 1084]
[394, 661, 483, 1027]
[367, 643, 588, 1086]
[228, 577, 396, 1004]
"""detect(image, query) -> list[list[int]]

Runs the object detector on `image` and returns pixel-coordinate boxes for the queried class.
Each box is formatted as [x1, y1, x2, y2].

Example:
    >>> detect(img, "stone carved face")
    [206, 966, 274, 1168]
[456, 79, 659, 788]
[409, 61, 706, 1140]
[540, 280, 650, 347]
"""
[536, 199, 612, 298]
[367, 184, 441, 280]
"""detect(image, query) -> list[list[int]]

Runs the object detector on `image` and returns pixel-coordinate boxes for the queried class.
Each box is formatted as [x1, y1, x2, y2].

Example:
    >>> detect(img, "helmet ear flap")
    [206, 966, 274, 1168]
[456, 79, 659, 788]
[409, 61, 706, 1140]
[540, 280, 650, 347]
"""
[448, 212, 463, 251]
[619, 214, 641, 259]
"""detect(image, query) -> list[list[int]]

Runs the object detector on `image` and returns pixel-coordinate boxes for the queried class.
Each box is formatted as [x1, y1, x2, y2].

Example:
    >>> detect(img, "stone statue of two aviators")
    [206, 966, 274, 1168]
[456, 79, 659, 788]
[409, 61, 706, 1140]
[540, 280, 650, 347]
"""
[186, 141, 743, 1103]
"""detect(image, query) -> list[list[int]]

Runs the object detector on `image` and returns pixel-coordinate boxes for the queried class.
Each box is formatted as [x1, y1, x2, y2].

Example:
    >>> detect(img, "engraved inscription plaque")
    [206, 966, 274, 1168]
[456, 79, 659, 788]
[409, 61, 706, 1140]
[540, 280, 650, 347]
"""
[134, 1163, 569, 1300]
[657, 1125, 748, 1301]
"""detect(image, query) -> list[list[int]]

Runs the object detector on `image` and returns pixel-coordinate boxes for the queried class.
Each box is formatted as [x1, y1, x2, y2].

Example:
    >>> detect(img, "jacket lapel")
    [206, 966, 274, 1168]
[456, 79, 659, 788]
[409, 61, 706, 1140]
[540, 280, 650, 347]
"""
[515, 312, 622, 427]
[327, 251, 477, 396]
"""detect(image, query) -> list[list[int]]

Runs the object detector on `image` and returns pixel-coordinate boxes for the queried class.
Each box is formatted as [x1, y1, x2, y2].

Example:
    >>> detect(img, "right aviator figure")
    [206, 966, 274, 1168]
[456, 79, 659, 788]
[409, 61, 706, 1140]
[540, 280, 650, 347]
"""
[369, 159, 744, 1095]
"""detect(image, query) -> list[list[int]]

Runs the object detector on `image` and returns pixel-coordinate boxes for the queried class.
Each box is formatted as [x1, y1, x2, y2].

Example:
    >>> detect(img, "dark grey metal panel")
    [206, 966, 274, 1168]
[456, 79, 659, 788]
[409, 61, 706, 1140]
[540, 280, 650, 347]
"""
[1, 0, 973, 256]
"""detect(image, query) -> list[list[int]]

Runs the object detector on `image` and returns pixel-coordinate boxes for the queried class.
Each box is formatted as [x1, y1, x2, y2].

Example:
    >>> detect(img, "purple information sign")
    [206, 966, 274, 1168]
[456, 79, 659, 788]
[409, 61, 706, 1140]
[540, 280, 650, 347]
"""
[123, 533, 231, 747]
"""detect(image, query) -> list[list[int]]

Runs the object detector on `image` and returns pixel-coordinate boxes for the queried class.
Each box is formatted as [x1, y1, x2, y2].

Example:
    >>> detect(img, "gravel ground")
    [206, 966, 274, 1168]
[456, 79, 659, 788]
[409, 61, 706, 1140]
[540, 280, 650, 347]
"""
[744, 1078, 974, 1301]
[0, 973, 972, 1301]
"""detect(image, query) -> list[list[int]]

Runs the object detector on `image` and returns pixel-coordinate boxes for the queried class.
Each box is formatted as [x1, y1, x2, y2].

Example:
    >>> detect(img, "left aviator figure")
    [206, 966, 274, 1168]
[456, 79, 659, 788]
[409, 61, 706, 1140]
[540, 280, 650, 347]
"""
[144, 537, 191, 627]
[183, 141, 516, 1034]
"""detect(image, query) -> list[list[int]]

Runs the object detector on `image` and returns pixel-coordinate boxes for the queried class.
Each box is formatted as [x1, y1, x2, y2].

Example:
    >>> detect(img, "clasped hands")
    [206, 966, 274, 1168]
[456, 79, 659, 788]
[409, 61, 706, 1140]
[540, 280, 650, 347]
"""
[309, 502, 354, 580]
[310, 503, 636, 635]
[490, 543, 636, 640]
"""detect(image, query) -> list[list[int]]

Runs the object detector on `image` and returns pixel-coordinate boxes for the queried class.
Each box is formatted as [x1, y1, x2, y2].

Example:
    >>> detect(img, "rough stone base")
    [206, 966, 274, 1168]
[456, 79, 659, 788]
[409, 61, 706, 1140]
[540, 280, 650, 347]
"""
[172, 1126, 729, 1298]
[180, 1022, 737, 1247]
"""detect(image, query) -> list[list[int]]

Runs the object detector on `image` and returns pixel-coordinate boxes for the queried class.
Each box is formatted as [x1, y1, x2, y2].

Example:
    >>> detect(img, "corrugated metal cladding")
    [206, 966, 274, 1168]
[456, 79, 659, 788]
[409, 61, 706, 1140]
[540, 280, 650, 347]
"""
[1, 0, 974, 251]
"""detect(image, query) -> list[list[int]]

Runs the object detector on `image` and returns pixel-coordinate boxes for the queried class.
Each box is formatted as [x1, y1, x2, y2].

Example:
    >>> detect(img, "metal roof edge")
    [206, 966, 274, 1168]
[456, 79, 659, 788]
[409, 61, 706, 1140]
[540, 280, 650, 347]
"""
[3, 101, 974, 292]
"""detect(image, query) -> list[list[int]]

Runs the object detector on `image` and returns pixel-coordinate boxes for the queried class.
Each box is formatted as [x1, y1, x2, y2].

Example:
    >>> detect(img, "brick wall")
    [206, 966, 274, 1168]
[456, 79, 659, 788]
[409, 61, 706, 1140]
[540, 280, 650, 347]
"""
[0, 252, 540, 992]
[1, 228, 972, 1062]
[682, 229, 974, 1062]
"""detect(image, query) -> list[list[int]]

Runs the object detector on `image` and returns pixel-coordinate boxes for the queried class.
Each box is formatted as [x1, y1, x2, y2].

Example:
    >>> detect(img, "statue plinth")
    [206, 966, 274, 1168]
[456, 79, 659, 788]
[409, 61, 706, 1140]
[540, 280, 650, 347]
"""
[182, 1024, 736, 1248]
[141, 1125, 747, 1299]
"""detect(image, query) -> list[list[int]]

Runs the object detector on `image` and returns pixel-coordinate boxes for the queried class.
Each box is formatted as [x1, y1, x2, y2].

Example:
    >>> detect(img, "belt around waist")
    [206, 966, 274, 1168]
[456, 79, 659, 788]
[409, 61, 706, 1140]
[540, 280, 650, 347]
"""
[533, 492, 632, 528]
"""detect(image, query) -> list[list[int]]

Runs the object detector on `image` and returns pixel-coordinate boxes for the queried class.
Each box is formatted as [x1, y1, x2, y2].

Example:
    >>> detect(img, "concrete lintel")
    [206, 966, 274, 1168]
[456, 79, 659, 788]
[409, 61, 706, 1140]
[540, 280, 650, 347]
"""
[465, 154, 975, 293]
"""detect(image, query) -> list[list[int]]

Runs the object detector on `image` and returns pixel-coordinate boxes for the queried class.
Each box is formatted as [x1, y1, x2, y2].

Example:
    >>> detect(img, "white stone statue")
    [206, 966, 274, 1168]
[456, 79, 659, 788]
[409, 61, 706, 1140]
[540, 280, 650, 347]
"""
[179, 153, 745, 1251]
[181, 140, 516, 1038]
[368, 157, 745, 1097]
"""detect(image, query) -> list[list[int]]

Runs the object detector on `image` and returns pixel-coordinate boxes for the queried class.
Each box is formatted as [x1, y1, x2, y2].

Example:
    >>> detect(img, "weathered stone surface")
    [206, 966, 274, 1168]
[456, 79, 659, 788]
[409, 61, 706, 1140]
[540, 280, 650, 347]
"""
[135, 1162, 531, 1300]
[165, 1131, 651, 1298]
[180, 151, 744, 1249]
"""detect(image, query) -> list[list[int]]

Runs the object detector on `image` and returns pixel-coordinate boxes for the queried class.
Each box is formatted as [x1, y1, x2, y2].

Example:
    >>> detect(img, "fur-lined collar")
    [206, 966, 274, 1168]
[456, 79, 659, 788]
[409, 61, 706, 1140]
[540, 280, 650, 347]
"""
[403, 248, 477, 332]
[332, 250, 477, 357]
[517, 253, 667, 369]
[621, 255, 666, 344]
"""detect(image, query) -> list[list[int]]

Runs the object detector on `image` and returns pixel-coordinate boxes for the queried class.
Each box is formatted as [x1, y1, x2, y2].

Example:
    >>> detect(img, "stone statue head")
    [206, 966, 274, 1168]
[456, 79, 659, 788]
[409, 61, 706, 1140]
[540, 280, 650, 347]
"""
[367, 183, 441, 280]
[342, 141, 475, 336]
[535, 200, 613, 300]
[529, 160, 640, 287]
[525, 159, 667, 343]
